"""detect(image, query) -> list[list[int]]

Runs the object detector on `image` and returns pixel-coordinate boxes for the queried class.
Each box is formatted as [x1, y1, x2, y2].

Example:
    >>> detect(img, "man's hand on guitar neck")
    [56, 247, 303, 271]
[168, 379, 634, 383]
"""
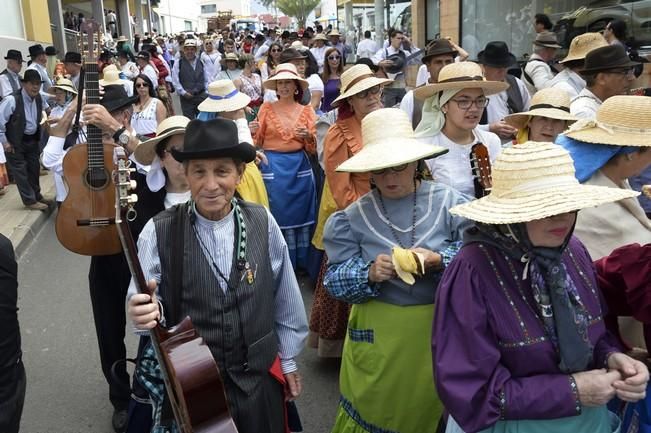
[127, 279, 161, 330]
[82, 103, 140, 154]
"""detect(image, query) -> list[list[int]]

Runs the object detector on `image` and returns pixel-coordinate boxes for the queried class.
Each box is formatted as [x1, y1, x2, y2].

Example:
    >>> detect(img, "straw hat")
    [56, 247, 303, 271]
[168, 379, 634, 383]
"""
[336, 108, 448, 172]
[413, 61, 510, 101]
[560, 32, 608, 63]
[331, 64, 392, 107]
[533, 31, 562, 49]
[263, 63, 309, 91]
[504, 88, 577, 130]
[449, 141, 638, 224]
[328, 29, 341, 37]
[183, 39, 198, 48]
[563, 95, 651, 147]
[291, 40, 305, 50]
[99, 68, 130, 87]
[220, 52, 239, 65]
[134, 116, 190, 165]
[48, 77, 78, 95]
[313, 33, 327, 42]
[198, 79, 251, 113]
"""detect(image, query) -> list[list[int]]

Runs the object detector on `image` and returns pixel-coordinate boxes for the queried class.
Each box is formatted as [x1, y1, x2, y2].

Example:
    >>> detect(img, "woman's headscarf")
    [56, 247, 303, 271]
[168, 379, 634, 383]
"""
[464, 220, 594, 373]
[414, 89, 461, 138]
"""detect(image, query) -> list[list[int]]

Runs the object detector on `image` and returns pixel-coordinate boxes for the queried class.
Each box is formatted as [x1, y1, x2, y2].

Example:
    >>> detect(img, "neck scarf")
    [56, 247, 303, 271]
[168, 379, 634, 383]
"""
[464, 220, 594, 373]
[414, 89, 459, 138]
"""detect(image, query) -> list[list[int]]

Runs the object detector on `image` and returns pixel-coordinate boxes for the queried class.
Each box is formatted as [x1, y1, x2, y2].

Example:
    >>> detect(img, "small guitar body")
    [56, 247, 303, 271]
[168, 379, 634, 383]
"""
[56, 143, 122, 255]
[470, 142, 493, 198]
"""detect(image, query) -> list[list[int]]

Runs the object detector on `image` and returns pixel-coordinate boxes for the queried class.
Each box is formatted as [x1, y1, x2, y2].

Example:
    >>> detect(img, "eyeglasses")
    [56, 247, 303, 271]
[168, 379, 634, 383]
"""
[450, 97, 489, 110]
[328, 55, 341, 61]
[353, 85, 382, 99]
[371, 163, 408, 175]
[135, 82, 149, 88]
[607, 67, 635, 77]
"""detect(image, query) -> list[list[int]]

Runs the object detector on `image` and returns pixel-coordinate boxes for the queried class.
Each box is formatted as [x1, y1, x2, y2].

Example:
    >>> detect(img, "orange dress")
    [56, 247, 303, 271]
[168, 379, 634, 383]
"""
[309, 115, 371, 357]
[254, 101, 316, 153]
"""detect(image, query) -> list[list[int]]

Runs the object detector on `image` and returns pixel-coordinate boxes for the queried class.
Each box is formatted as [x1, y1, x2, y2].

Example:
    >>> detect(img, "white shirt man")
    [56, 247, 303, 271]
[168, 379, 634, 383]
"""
[0, 50, 23, 99]
[522, 52, 554, 95]
[356, 32, 378, 59]
[570, 88, 602, 119]
[549, 68, 586, 99]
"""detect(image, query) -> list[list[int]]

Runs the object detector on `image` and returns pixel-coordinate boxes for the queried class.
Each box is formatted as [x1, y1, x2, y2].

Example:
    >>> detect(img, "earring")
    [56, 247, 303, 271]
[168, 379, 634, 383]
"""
[294, 89, 299, 95]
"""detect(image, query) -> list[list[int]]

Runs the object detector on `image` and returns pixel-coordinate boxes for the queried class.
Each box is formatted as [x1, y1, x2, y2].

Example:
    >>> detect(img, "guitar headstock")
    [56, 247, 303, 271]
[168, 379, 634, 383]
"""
[113, 147, 138, 223]
[470, 142, 493, 196]
[79, 19, 102, 62]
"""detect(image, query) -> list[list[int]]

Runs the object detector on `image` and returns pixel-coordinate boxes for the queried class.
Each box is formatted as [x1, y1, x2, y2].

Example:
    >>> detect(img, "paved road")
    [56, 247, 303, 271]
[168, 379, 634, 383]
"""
[17, 215, 340, 432]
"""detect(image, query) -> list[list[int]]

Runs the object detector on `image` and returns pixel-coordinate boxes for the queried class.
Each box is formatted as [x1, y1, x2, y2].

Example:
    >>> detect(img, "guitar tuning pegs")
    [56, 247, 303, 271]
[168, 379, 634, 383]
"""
[128, 194, 138, 204]
[129, 180, 137, 190]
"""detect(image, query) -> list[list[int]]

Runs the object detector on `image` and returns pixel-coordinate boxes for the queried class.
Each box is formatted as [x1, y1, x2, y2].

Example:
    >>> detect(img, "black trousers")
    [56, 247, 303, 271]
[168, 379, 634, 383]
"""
[5, 135, 41, 205]
[179, 92, 206, 119]
[89, 253, 132, 411]
[0, 362, 25, 433]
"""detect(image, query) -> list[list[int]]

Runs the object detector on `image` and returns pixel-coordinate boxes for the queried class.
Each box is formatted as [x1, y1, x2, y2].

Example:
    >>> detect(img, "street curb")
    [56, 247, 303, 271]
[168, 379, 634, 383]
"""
[12, 206, 55, 260]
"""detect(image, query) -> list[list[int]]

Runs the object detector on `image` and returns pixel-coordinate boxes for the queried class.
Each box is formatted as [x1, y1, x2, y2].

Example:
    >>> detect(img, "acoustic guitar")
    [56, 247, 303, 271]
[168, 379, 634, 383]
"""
[470, 142, 493, 198]
[113, 147, 238, 433]
[55, 19, 122, 256]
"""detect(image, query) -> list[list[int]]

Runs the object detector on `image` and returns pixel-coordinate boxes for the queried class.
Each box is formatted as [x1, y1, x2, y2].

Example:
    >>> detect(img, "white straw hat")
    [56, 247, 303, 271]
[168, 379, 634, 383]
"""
[99, 68, 130, 87]
[560, 32, 608, 63]
[449, 141, 638, 224]
[564, 95, 651, 147]
[134, 116, 191, 165]
[413, 61, 510, 101]
[263, 63, 309, 91]
[331, 64, 392, 107]
[48, 77, 78, 95]
[336, 108, 448, 172]
[504, 88, 577, 130]
[313, 33, 328, 42]
[198, 79, 251, 113]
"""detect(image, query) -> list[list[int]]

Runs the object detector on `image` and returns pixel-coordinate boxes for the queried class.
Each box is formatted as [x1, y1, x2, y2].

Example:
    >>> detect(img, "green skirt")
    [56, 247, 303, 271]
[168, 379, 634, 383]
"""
[331, 300, 442, 433]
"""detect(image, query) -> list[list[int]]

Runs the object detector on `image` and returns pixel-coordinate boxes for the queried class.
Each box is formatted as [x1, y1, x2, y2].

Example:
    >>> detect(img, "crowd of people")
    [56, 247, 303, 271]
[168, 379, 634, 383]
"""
[2, 11, 651, 433]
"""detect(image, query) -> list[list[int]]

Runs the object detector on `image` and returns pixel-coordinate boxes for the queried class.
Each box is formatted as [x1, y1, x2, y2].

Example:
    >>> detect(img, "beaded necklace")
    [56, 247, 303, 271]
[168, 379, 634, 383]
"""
[376, 179, 418, 248]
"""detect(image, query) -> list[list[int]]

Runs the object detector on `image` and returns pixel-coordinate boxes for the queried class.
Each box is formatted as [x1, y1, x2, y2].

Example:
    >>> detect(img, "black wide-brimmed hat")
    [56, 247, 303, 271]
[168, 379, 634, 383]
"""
[100, 84, 138, 113]
[422, 39, 458, 63]
[580, 44, 640, 74]
[4, 49, 24, 63]
[21, 69, 43, 83]
[172, 118, 256, 163]
[28, 44, 46, 58]
[45, 46, 58, 56]
[64, 51, 82, 64]
[477, 41, 517, 68]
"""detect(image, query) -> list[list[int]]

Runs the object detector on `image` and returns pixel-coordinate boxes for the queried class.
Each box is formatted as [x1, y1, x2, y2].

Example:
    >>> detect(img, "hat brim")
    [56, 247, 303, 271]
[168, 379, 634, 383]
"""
[477, 51, 517, 68]
[263, 74, 309, 91]
[198, 92, 251, 113]
[335, 139, 449, 173]
[450, 184, 638, 224]
[564, 127, 651, 147]
[534, 42, 562, 49]
[134, 127, 187, 165]
[172, 142, 256, 163]
[331, 76, 393, 107]
[100, 95, 139, 113]
[580, 59, 640, 74]
[99, 78, 131, 87]
[504, 108, 577, 130]
[4, 57, 25, 63]
[48, 85, 78, 95]
[422, 50, 458, 63]
[413, 80, 509, 101]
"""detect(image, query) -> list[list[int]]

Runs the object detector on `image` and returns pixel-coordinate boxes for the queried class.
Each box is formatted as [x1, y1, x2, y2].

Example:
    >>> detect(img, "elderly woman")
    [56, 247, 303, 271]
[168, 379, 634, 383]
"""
[197, 79, 268, 208]
[323, 108, 470, 432]
[309, 64, 391, 357]
[435, 141, 649, 433]
[504, 87, 577, 144]
[250, 63, 317, 269]
[557, 95, 651, 350]
[320, 47, 343, 113]
[216, 52, 242, 81]
[414, 62, 507, 198]
[131, 74, 166, 138]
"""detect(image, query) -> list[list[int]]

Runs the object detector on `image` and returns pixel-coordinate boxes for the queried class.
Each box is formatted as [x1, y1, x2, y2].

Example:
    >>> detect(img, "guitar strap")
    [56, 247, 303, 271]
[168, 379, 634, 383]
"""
[64, 66, 85, 150]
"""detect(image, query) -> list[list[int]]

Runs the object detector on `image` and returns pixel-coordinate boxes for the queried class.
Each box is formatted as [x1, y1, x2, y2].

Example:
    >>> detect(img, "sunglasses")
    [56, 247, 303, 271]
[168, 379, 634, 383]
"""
[328, 55, 341, 61]
[271, 49, 282, 53]
[353, 85, 382, 99]
[135, 82, 149, 88]
[370, 163, 408, 175]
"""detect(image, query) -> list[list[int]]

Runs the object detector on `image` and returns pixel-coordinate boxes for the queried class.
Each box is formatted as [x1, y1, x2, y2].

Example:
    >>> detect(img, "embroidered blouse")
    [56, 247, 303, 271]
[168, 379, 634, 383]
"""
[254, 102, 317, 153]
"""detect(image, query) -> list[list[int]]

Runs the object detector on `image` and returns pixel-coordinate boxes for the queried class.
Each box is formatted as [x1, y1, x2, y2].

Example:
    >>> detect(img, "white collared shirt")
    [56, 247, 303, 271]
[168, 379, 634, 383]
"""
[549, 68, 585, 99]
[570, 87, 602, 119]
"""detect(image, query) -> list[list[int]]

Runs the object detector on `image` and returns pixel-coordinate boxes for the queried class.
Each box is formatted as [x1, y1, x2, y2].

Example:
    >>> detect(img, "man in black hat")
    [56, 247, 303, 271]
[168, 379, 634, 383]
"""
[25, 44, 53, 100]
[476, 41, 530, 140]
[0, 69, 49, 210]
[127, 117, 308, 433]
[0, 50, 24, 100]
[522, 31, 561, 94]
[372, 28, 418, 107]
[400, 38, 458, 128]
[63, 51, 82, 89]
[570, 44, 639, 119]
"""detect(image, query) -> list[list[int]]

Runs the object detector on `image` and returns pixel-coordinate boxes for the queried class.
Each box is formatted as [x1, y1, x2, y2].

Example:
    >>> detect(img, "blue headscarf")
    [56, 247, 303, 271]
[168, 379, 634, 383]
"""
[555, 134, 637, 183]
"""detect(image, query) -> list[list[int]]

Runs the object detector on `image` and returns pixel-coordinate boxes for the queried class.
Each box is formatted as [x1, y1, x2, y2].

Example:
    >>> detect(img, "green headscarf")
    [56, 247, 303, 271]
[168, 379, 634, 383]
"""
[414, 89, 459, 138]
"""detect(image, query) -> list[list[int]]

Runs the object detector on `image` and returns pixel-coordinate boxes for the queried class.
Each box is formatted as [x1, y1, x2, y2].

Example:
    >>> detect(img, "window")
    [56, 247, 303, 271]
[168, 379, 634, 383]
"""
[185, 20, 193, 30]
[426, 0, 440, 42]
[1, 0, 25, 38]
[201, 4, 217, 14]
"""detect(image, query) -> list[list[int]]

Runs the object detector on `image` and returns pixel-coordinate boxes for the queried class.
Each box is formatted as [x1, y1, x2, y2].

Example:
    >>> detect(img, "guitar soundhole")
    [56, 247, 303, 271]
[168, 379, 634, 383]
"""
[85, 168, 110, 190]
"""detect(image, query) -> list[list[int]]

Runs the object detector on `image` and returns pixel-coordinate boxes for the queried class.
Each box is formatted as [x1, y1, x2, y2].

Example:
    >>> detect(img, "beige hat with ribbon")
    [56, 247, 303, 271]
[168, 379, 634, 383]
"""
[504, 88, 577, 130]
[134, 115, 191, 165]
[263, 63, 309, 91]
[313, 33, 328, 42]
[198, 79, 251, 113]
[331, 64, 392, 107]
[329, 29, 341, 37]
[449, 141, 638, 224]
[564, 95, 651, 146]
[99, 68, 130, 87]
[336, 108, 448, 172]
[220, 52, 239, 66]
[48, 77, 78, 95]
[413, 61, 510, 101]
[560, 32, 608, 63]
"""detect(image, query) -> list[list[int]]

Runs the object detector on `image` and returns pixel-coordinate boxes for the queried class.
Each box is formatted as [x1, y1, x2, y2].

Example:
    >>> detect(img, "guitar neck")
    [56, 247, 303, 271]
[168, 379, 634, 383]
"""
[84, 62, 104, 169]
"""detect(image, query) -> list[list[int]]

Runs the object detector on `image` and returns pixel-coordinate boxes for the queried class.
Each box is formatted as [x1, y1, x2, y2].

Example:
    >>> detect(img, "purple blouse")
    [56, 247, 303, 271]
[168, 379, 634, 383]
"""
[433, 236, 621, 432]
[321, 78, 340, 112]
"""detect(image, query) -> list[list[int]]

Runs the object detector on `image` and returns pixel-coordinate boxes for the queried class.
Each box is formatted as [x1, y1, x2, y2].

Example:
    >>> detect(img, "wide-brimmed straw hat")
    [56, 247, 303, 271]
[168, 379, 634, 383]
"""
[99, 68, 131, 87]
[134, 116, 191, 165]
[413, 61, 509, 100]
[263, 63, 309, 91]
[313, 33, 327, 42]
[328, 29, 341, 37]
[331, 64, 392, 107]
[48, 77, 78, 95]
[560, 32, 608, 64]
[220, 52, 239, 66]
[449, 141, 638, 224]
[336, 108, 448, 172]
[198, 79, 251, 113]
[564, 95, 651, 147]
[504, 88, 577, 130]
[533, 31, 562, 49]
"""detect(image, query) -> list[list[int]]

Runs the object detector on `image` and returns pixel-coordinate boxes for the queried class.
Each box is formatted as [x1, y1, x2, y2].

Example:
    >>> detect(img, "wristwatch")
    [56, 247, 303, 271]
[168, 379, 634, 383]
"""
[113, 127, 131, 146]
